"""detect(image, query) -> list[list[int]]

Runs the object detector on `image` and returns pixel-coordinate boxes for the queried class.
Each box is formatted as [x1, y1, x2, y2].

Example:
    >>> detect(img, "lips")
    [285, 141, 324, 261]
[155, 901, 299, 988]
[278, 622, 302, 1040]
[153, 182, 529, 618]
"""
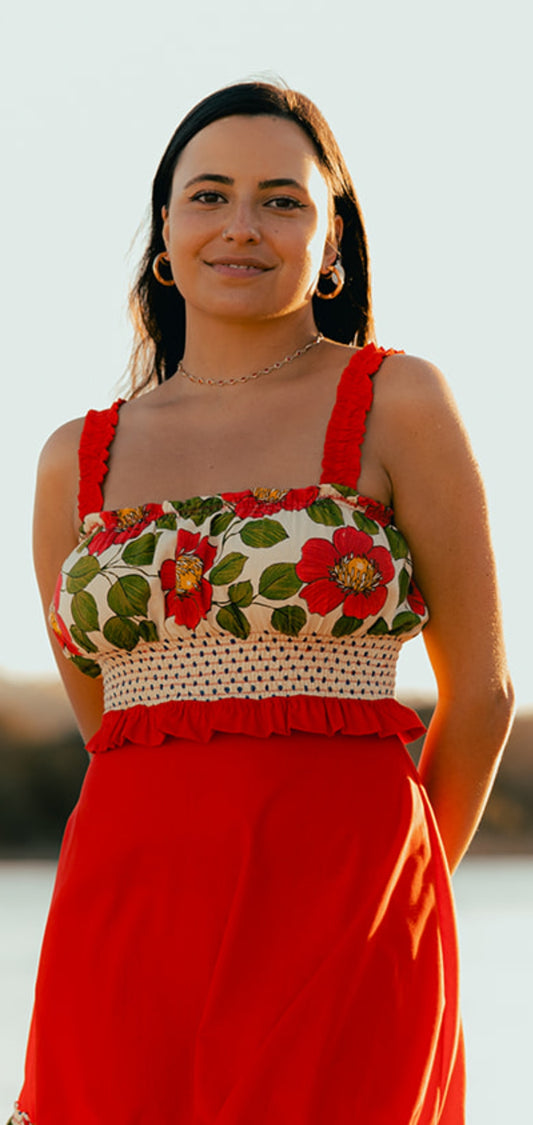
[206, 256, 273, 272]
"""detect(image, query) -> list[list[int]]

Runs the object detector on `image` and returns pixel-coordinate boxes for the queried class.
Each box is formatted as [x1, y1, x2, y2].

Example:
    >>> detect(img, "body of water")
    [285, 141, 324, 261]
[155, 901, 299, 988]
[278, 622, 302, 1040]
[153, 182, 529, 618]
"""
[1, 856, 532, 1123]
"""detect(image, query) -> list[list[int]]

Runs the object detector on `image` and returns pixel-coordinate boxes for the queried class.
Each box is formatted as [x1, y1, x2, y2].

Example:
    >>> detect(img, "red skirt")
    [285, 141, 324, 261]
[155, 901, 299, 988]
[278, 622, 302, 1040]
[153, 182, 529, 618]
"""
[18, 731, 465, 1124]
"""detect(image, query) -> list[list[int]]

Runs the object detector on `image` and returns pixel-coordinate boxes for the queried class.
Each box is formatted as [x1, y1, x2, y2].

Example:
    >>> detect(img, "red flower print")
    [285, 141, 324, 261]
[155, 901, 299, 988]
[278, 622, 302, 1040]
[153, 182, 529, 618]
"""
[160, 529, 216, 630]
[87, 505, 164, 555]
[407, 579, 426, 616]
[357, 495, 393, 527]
[49, 575, 82, 656]
[296, 527, 395, 619]
[222, 486, 319, 519]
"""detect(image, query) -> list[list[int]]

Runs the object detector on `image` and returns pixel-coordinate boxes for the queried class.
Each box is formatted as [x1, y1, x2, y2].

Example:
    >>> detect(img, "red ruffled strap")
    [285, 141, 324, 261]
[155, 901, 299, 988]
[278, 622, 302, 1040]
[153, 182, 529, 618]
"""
[320, 343, 402, 488]
[77, 399, 124, 522]
[86, 695, 426, 754]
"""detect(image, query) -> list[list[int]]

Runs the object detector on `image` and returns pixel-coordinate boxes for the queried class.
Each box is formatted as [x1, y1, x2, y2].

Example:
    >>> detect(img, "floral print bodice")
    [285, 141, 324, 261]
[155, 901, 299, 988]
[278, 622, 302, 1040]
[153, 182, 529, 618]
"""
[52, 483, 426, 666]
[50, 345, 429, 751]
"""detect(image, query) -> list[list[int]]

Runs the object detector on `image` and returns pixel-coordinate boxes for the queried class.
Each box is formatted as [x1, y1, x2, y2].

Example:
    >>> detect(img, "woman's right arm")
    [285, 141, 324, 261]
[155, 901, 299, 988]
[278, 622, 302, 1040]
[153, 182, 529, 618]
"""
[33, 420, 104, 744]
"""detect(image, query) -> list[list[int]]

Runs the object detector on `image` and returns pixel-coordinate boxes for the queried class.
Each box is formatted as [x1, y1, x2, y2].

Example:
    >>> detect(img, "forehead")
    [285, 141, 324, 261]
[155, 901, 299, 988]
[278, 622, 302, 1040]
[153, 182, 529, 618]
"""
[172, 114, 326, 188]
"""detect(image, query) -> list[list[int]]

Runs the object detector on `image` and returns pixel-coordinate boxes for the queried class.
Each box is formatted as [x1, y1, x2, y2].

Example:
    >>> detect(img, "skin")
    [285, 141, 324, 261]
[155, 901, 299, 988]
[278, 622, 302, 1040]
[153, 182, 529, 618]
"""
[33, 114, 514, 872]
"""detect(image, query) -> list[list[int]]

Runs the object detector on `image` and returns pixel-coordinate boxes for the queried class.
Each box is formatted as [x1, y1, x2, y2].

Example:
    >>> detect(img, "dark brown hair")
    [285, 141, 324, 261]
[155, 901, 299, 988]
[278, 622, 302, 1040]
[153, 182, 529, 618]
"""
[128, 81, 375, 395]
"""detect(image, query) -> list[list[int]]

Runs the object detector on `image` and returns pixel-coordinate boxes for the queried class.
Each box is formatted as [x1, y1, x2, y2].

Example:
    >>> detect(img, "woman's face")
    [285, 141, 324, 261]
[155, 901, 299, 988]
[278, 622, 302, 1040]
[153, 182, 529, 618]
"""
[162, 114, 341, 326]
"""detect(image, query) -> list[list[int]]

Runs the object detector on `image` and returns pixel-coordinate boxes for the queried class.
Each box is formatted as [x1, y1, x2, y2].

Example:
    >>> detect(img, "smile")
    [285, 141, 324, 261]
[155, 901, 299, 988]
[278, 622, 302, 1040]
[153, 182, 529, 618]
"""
[206, 258, 273, 276]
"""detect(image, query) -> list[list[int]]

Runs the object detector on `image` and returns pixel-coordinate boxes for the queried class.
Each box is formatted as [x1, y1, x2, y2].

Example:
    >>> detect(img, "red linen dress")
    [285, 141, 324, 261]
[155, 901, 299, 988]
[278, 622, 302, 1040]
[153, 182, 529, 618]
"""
[14, 344, 465, 1124]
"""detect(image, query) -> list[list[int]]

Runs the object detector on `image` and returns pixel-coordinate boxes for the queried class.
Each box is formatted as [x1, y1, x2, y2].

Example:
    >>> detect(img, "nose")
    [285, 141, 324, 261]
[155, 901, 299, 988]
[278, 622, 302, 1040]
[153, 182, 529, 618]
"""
[222, 201, 260, 244]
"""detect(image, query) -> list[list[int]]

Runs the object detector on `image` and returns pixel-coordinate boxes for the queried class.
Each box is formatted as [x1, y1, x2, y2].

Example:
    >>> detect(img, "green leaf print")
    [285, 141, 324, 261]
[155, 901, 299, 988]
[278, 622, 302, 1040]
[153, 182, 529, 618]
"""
[330, 483, 359, 498]
[398, 567, 411, 604]
[271, 605, 307, 637]
[138, 620, 159, 643]
[352, 510, 379, 534]
[66, 555, 100, 594]
[103, 616, 140, 651]
[210, 552, 247, 585]
[307, 498, 344, 527]
[258, 563, 301, 600]
[155, 514, 177, 531]
[332, 615, 363, 638]
[122, 533, 157, 567]
[391, 611, 422, 635]
[70, 625, 99, 654]
[174, 496, 223, 526]
[195, 497, 223, 525]
[107, 575, 151, 617]
[229, 580, 254, 607]
[71, 590, 100, 633]
[216, 604, 251, 640]
[71, 655, 101, 678]
[210, 511, 236, 536]
[385, 525, 409, 560]
[367, 617, 389, 636]
[240, 519, 288, 548]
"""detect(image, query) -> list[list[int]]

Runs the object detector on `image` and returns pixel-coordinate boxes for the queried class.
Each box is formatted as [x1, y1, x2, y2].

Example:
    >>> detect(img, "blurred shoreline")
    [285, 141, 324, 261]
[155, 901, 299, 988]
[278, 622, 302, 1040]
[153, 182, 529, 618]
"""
[1, 673, 531, 858]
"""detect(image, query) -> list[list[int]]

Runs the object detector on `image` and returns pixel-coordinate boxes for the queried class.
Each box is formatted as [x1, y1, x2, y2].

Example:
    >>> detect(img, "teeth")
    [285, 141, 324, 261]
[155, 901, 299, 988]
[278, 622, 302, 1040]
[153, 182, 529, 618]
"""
[209, 261, 265, 271]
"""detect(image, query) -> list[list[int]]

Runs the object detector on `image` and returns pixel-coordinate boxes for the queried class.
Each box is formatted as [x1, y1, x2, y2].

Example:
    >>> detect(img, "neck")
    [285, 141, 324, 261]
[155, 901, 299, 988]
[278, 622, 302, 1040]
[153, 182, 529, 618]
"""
[179, 309, 320, 381]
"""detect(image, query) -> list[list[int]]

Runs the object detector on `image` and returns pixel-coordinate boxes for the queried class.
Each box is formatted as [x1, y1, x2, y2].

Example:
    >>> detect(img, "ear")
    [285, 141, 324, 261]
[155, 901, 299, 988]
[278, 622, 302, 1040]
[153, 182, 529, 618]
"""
[161, 205, 170, 250]
[321, 214, 344, 271]
[333, 213, 344, 246]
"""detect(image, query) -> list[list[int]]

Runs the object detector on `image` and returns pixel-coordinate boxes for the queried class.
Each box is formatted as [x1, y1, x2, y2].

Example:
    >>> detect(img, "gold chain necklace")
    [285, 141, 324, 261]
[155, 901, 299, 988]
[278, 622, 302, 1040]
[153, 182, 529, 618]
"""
[176, 332, 324, 387]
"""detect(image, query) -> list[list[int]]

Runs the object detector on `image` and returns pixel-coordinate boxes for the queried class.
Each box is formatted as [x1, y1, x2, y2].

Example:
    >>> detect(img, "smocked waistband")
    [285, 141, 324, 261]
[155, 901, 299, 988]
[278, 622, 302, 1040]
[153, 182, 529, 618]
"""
[100, 632, 402, 712]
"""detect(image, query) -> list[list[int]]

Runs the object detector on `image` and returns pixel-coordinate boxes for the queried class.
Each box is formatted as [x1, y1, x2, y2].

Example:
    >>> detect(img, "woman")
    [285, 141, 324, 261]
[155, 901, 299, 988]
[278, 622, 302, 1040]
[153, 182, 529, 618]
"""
[13, 82, 514, 1123]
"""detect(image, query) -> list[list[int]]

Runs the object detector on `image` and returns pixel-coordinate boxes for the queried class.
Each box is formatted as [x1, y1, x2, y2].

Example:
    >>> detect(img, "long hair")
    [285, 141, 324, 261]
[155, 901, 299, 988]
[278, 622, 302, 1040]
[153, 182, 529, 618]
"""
[128, 82, 375, 396]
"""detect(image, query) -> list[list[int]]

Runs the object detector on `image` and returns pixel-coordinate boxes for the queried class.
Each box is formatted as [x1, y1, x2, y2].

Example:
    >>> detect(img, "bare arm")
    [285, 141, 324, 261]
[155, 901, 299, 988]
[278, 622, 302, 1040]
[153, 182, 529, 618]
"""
[33, 420, 104, 743]
[374, 355, 515, 872]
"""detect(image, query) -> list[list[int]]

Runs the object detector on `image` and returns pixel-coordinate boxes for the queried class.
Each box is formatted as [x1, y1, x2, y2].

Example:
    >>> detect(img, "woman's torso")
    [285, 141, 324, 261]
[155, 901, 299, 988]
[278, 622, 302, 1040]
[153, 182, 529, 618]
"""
[50, 343, 429, 749]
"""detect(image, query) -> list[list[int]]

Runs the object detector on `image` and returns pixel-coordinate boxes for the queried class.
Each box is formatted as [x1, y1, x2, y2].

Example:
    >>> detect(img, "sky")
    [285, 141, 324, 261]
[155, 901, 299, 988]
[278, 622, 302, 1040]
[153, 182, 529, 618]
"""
[1, 0, 531, 706]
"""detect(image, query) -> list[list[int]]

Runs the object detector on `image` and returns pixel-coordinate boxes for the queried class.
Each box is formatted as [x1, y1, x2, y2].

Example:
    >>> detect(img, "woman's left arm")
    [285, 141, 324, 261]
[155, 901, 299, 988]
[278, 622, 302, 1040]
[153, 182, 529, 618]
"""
[374, 355, 515, 873]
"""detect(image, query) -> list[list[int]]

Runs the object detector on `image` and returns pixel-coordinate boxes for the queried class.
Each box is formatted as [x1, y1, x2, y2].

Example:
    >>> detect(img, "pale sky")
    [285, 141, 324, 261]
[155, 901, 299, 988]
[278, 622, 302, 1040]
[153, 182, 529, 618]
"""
[1, 0, 531, 705]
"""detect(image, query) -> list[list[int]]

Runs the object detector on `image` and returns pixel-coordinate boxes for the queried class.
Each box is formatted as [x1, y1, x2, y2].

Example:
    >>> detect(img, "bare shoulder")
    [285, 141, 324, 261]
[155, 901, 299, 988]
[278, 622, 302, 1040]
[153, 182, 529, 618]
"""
[35, 416, 87, 541]
[374, 352, 459, 413]
[371, 352, 471, 460]
[370, 350, 487, 545]
[37, 416, 86, 476]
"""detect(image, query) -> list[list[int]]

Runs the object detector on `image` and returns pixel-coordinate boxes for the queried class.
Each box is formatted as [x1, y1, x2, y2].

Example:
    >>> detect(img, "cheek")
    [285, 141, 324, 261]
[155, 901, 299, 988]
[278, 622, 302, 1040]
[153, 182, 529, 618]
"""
[279, 216, 325, 270]
[299, 226, 328, 279]
[169, 218, 203, 254]
[166, 220, 210, 282]
[300, 208, 329, 270]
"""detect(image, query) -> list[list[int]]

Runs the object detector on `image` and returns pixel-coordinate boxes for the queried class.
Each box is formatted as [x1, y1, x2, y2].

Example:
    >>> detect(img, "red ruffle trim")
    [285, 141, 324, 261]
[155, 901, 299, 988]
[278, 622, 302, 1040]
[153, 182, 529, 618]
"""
[78, 399, 125, 522]
[320, 343, 402, 488]
[86, 696, 426, 754]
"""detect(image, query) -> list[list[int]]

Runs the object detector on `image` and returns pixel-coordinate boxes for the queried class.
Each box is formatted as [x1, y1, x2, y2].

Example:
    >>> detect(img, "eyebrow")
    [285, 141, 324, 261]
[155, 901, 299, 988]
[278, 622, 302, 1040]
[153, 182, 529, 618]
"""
[183, 173, 306, 191]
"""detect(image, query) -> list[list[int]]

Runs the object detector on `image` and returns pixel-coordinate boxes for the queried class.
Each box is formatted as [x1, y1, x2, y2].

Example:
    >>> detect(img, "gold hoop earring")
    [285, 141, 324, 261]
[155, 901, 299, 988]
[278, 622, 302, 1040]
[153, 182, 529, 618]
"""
[316, 260, 345, 300]
[152, 251, 175, 287]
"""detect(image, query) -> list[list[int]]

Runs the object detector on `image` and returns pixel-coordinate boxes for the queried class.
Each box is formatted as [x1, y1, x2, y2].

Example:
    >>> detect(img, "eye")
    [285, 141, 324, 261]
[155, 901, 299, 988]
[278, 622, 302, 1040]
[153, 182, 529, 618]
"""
[264, 196, 305, 211]
[190, 190, 227, 204]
